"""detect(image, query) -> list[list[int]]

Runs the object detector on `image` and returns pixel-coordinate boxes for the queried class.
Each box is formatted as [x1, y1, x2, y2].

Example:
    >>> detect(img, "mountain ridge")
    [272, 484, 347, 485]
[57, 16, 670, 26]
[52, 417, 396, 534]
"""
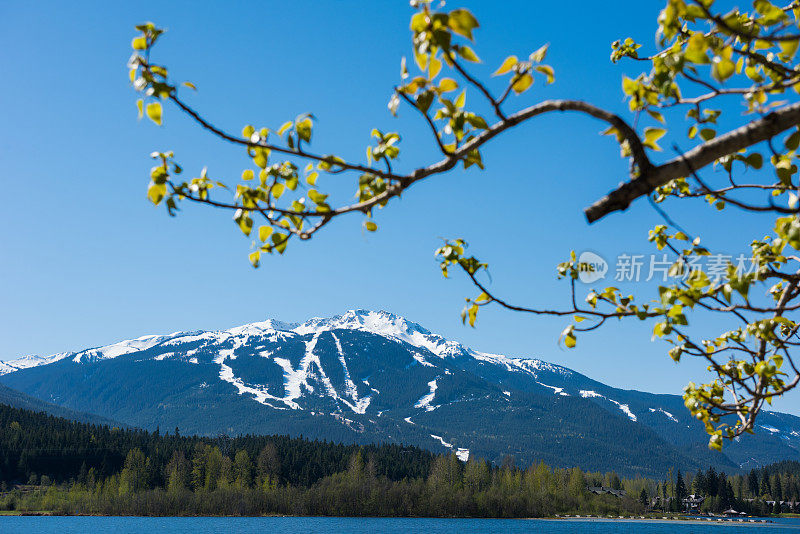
[2, 309, 798, 477]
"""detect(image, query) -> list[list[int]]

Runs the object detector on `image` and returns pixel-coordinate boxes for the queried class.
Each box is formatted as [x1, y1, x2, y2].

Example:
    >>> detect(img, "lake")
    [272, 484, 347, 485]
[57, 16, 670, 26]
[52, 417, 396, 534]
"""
[1, 517, 799, 533]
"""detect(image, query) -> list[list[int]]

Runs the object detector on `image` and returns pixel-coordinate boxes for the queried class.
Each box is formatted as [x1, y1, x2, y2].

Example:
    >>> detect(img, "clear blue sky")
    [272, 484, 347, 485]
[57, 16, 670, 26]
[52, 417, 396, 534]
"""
[1, 0, 798, 416]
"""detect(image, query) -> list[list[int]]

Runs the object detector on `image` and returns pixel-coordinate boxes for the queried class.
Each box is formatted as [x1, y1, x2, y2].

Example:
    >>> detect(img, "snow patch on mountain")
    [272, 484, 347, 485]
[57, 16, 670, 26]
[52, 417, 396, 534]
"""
[415, 379, 439, 411]
[649, 407, 678, 422]
[218, 360, 284, 410]
[412, 353, 435, 368]
[580, 390, 637, 422]
[330, 333, 372, 414]
[537, 381, 569, 396]
[214, 337, 302, 410]
[431, 434, 452, 450]
[470, 351, 573, 381]
[214, 331, 375, 414]
[430, 434, 470, 461]
[72, 333, 185, 363]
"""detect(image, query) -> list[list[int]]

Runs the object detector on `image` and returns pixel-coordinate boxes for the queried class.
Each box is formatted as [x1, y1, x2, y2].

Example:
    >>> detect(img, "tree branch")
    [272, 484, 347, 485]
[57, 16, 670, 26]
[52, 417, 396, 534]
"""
[584, 100, 800, 223]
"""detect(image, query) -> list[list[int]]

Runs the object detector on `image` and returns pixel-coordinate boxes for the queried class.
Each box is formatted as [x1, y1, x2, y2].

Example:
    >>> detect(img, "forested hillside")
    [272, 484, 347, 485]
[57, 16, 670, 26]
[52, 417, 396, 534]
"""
[0, 404, 798, 517]
[0, 404, 432, 488]
[0, 384, 118, 426]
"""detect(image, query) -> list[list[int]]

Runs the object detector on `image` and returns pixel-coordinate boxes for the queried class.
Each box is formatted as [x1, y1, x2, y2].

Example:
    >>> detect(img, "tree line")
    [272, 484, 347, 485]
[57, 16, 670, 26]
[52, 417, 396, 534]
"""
[0, 404, 796, 517]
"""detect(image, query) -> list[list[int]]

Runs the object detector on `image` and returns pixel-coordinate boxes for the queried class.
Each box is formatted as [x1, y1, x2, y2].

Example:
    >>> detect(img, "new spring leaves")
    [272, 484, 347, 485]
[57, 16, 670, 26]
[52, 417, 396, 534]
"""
[130, 0, 800, 448]
[129, 5, 554, 269]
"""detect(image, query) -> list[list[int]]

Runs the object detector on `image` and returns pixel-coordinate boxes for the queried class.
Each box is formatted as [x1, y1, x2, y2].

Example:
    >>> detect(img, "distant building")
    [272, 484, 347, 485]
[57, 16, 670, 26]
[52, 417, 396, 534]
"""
[682, 494, 705, 511]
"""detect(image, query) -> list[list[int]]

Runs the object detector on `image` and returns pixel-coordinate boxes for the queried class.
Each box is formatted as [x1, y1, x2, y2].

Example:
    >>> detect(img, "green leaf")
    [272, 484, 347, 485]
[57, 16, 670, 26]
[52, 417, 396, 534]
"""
[493, 55, 518, 76]
[474, 292, 491, 304]
[242, 169, 254, 181]
[271, 233, 288, 254]
[647, 109, 665, 124]
[271, 183, 285, 199]
[534, 65, 554, 84]
[253, 148, 269, 169]
[754, 0, 788, 25]
[258, 225, 273, 242]
[467, 304, 478, 327]
[465, 114, 488, 130]
[308, 189, 328, 204]
[147, 183, 166, 205]
[455, 90, 466, 109]
[684, 32, 709, 64]
[249, 251, 260, 268]
[438, 78, 458, 92]
[296, 117, 312, 143]
[457, 45, 480, 63]
[277, 121, 293, 135]
[785, 130, 800, 151]
[136, 99, 143, 119]
[410, 12, 427, 33]
[428, 56, 442, 79]
[699, 128, 716, 141]
[745, 152, 763, 169]
[146, 102, 162, 126]
[564, 333, 576, 348]
[561, 325, 576, 348]
[712, 57, 735, 82]
[622, 76, 638, 95]
[132, 36, 147, 50]
[182, 81, 197, 91]
[234, 210, 253, 236]
[448, 8, 479, 40]
[643, 127, 666, 151]
[416, 90, 434, 113]
[779, 38, 800, 59]
[364, 221, 378, 232]
[511, 73, 533, 94]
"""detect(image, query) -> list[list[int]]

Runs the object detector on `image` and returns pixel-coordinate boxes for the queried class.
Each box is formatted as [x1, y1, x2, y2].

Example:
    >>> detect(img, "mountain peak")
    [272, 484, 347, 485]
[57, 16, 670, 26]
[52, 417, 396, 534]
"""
[226, 319, 299, 336]
[298, 309, 426, 334]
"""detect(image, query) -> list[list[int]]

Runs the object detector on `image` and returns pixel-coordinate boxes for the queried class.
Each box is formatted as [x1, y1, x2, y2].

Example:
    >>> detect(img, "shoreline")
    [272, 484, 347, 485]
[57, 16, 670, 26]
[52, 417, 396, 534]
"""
[0, 512, 780, 523]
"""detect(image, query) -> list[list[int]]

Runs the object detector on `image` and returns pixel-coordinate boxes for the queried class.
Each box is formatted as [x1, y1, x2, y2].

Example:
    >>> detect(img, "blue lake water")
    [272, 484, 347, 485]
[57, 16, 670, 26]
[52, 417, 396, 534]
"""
[1, 517, 799, 533]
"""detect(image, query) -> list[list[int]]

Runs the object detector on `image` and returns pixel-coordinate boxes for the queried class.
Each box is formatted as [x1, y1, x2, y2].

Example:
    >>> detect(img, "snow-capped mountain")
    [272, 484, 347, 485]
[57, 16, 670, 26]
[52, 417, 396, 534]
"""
[0, 353, 69, 374]
[2, 310, 799, 476]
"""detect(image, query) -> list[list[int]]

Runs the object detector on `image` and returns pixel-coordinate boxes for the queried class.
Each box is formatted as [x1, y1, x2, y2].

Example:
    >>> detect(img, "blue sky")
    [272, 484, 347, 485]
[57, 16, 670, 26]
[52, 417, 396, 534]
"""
[1, 1, 798, 416]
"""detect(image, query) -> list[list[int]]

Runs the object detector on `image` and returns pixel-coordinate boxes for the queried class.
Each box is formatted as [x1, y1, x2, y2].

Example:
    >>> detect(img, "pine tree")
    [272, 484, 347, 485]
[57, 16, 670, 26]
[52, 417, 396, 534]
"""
[747, 470, 758, 498]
